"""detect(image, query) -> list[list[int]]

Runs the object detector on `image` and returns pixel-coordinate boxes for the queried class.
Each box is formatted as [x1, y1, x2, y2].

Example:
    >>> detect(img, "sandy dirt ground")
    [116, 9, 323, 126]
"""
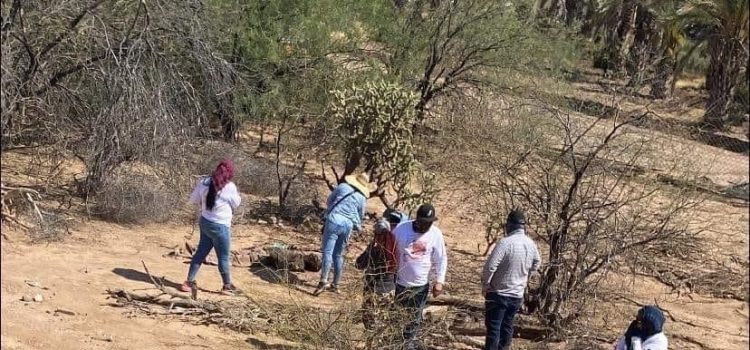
[2, 198, 747, 349]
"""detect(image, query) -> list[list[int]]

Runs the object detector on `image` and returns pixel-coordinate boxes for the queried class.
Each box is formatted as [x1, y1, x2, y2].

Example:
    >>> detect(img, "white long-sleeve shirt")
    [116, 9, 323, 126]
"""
[614, 333, 668, 350]
[393, 221, 448, 287]
[189, 177, 241, 227]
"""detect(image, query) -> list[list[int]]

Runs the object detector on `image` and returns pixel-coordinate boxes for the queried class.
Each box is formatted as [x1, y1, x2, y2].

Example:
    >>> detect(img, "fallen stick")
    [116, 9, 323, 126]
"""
[430, 295, 484, 313]
[54, 308, 76, 316]
[141, 260, 198, 300]
[106, 288, 221, 313]
[454, 335, 483, 349]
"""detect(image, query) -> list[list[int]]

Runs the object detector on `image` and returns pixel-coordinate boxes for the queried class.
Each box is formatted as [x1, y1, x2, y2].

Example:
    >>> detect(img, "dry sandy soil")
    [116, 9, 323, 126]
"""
[2, 69, 748, 350]
[1, 196, 747, 350]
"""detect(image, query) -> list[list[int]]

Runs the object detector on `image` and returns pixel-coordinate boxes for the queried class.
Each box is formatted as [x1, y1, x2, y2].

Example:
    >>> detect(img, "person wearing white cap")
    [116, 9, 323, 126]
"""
[314, 173, 371, 296]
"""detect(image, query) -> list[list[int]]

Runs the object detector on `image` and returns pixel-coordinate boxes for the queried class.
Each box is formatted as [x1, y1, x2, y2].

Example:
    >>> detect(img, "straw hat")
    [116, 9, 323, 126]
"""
[344, 172, 372, 197]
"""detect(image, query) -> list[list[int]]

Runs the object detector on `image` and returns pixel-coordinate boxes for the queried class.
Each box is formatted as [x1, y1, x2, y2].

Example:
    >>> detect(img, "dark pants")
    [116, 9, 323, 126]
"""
[395, 284, 430, 349]
[187, 217, 232, 285]
[484, 292, 522, 350]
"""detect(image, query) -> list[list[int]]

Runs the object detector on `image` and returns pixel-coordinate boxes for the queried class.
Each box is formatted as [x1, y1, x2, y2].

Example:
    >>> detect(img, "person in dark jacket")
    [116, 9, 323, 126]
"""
[614, 305, 668, 350]
[356, 216, 397, 331]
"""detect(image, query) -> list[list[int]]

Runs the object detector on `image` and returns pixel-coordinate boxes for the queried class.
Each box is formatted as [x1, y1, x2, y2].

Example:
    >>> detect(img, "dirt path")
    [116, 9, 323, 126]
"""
[0, 221, 336, 350]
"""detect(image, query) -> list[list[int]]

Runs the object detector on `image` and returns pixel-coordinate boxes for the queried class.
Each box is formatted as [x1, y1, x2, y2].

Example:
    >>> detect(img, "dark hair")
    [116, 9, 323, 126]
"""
[206, 181, 218, 210]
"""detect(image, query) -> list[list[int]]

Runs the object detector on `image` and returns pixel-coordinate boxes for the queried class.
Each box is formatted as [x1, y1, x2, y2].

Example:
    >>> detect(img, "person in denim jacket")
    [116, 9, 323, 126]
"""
[314, 173, 371, 296]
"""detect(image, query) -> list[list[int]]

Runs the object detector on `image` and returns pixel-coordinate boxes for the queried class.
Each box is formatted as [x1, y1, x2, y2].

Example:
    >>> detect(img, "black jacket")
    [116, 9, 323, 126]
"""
[355, 242, 395, 294]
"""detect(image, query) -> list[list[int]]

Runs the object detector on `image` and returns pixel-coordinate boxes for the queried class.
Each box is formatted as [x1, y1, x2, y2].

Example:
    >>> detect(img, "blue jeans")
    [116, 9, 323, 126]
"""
[484, 292, 522, 350]
[187, 216, 232, 285]
[319, 218, 353, 286]
[395, 284, 430, 348]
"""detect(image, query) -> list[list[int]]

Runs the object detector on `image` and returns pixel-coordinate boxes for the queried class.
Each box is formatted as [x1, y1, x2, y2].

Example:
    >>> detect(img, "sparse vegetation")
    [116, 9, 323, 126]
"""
[92, 171, 176, 225]
[0, 0, 747, 349]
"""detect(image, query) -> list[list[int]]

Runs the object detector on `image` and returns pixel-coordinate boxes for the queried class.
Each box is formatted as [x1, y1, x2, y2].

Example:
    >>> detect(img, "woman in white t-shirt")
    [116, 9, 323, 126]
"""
[179, 159, 241, 295]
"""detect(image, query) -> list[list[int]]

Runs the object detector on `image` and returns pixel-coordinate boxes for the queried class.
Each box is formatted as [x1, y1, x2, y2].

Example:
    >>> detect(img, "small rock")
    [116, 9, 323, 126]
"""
[21, 295, 33, 302]
[33, 294, 44, 302]
[257, 219, 268, 225]
[269, 216, 278, 225]
[423, 305, 449, 320]
[278, 223, 285, 228]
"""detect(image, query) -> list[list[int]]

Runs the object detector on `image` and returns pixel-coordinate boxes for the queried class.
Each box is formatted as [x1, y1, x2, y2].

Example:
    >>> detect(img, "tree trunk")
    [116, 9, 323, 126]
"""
[578, 0, 595, 35]
[704, 37, 742, 130]
[606, 0, 638, 72]
[625, 6, 657, 90]
[650, 53, 674, 99]
[342, 150, 361, 180]
[535, 229, 562, 318]
[217, 103, 238, 142]
[566, 0, 595, 27]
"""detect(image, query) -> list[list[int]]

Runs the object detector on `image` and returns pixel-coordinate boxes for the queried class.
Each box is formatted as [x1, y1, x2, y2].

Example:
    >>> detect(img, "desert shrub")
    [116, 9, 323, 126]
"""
[279, 178, 321, 225]
[236, 158, 282, 198]
[1, 185, 72, 242]
[1, 1, 245, 194]
[196, 146, 279, 199]
[29, 210, 72, 243]
[267, 282, 446, 350]
[241, 177, 321, 227]
[92, 171, 176, 225]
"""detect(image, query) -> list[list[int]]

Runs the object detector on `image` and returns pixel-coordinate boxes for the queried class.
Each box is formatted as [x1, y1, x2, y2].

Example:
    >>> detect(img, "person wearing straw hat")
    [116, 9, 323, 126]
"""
[313, 172, 371, 296]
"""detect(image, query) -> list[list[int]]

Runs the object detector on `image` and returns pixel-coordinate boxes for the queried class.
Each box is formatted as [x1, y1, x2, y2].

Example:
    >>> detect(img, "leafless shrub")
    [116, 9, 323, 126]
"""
[1, 0, 240, 195]
[265, 284, 448, 350]
[240, 158, 285, 199]
[29, 210, 72, 243]
[91, 170, 175, 225]
[1, 183, 72, 242]
[279, 181, 321, 225]
[191, 141, 279, 198]
[478, 106, 704, 329]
